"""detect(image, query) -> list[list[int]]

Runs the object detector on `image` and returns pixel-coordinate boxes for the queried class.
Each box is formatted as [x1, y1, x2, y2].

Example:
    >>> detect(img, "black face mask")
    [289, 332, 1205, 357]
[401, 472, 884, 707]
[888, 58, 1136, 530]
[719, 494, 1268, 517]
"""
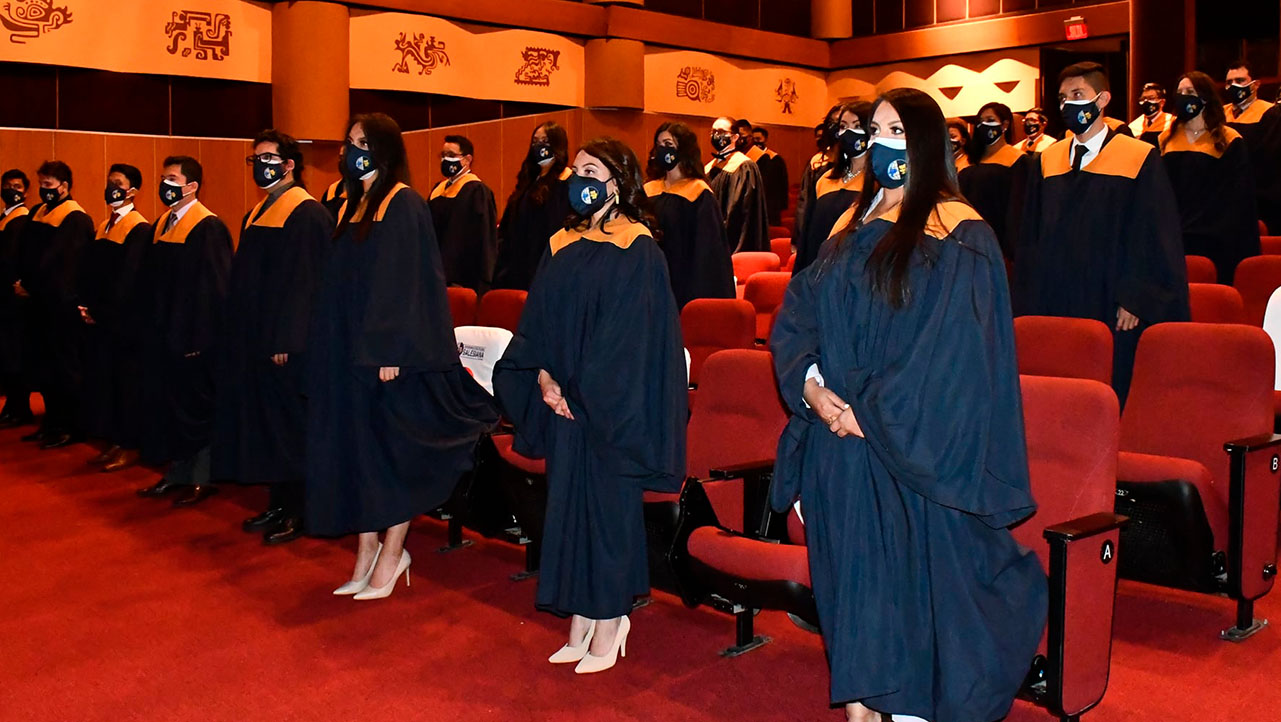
[159, 180, 185, 207]
[653, 147, 679, 172]
[105, 185, 129, 207]
[976, 121, 1004, 146]
[529, 142, 554, 165]
[344, 142, 374, 181]
[1023, 120, 1042, 137]
[710, 132, 734, 153]
[2, 188, 25, 208]
[1061, 95, 1102, 136]
[440, 158, 464, 179]
[1139, 99, 1160, 117]
[950, 138, 963, 154]
[837, 128, 869, 158]
[253, 158, 286, 189]
[754, 140, 767, 150]
[38, 187, 60, 206]
[1226, 83, 1253, 106]
[735, 135, 753, 152]
[1174, 94, 1206, 122]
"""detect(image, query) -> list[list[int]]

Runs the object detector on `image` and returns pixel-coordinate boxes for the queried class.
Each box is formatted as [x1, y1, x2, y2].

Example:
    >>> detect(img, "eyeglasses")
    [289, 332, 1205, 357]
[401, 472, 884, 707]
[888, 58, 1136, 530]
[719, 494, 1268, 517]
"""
[245, 153, 284, 165]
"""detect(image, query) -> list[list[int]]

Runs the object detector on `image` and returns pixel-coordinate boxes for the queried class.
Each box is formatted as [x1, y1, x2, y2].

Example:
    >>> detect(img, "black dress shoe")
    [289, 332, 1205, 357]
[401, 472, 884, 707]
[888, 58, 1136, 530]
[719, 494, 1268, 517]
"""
[40, 433, 83, 450]
[0, 412, 34, 429]
[242, 507, 286, 533]
[137, 478, 182, 497]
[90, 444, 121, 465]
[172, 484, 220, 507]
[20, 429, 48, 443]
[263, 517, 303, 545]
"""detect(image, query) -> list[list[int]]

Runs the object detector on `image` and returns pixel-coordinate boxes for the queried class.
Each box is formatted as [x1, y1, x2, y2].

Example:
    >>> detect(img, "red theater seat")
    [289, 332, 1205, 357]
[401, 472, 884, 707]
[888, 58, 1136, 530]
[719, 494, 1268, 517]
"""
[1260, 236, 1281, 255]
[743, 272, 792, 342]
[732, 252, 781, 286]
[770, 237, 793, 266]
[475, 289, 527, 333]
[767, 226, 790, 240]
[1188, 283, 1247, 324]
[1235, 255, 1281, 325]
[1260, 219, 1270, 236]
[447, 287, 478, 327]
[1185, 255, 1218, 284]
[1013, 316, 1113, 384]
[681, 299, 756, 387]
[1114, 323, 1280, 640]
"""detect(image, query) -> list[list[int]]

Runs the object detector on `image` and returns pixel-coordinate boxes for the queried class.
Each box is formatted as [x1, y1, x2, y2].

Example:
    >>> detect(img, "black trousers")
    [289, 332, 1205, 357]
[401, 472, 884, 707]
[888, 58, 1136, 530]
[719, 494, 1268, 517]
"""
[268, 481, 305, 518]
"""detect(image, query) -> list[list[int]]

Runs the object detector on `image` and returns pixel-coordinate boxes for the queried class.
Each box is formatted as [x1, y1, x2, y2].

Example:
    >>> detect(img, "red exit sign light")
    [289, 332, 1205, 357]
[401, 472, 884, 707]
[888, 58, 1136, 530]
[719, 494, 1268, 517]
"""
[1065, 16, 1089, 41]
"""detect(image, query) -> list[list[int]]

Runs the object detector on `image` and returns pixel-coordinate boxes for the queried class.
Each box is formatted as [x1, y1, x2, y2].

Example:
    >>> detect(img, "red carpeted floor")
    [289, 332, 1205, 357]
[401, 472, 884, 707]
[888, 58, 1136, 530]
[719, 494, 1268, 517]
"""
[1, 421, 1278, 722]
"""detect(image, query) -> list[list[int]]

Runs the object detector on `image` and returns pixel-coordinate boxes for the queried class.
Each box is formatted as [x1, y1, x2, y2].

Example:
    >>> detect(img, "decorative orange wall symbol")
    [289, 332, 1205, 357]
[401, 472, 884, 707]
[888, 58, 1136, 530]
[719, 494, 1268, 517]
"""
[514, 47, 560, 86]
[776, 78, 798, 114]
[676, 66, 715, 103]
[392, 32, 449, 75]
[2, 0, 72, 44]
[164, 10, 231, 61]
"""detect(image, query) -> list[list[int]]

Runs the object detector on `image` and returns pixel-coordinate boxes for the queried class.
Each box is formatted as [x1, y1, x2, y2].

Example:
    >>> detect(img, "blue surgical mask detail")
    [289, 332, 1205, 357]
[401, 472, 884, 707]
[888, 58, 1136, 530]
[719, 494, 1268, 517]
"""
[344, 142, 375, 181]
[1060, 95, 1101, 136]
[567, 174, 611, 216]
[869, 138, 908, 189]
[838, 128, 869, 158]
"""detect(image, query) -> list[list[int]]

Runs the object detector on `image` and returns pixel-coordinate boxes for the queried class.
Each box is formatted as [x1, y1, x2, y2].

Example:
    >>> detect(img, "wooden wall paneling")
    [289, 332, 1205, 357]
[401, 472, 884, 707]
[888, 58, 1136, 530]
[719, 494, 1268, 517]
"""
[0, 129, 56, 186]
[300, 140, 344, 201]
[196, 139, 253, 243]
[51, 132, 107, 228]
[103, 133, 161, 221]
[458, 122, 504, 204]
[401, 129, 435, 197]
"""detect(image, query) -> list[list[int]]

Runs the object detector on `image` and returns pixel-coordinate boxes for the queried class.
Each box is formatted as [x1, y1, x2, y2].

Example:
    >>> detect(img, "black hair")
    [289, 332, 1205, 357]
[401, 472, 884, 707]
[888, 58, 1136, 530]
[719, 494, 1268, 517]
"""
[443, 134, 474, 157]
[510, 121, 569, 207]
[753, 126, 770, 139]
[336, 113, 409, 242]
[646, 121, 708, 182]
[1163, 71, 1232, 155]
[1228, 59, 1253, 78]
[732, 118, 753, 133]
[828, 101, 872, 180]
[162, 155, 203, 189]
[2, 169, 30, 190]
[37, 160, 73, 188]
[842, 88, 962, 308]
[253, 129, 307, 190]
[1141, 82, 1167, 99]
[967, 101, 1014, 163]
[1059, 61, 1110, 94]
[108, 163, 143, 190]
[1024, 107, 1047, 122]
[946, 118, 971, 148]
[564, 137, 657, 235]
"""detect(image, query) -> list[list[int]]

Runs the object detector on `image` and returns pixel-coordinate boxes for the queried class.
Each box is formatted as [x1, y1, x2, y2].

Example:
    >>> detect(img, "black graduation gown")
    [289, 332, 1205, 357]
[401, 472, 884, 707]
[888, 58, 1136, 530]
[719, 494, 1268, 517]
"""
[1013, 132, 1188, 401]
[644, 178, 735, 308]
[750, 146, 790, 227]
[139, 202, 233, 465]
[958, 144, 1029, 260]
[0, 206, 30, 385]
[76, 209, 151, 445]
[1129, 113, 1173, 148]
[428, 173, 498, 294]
[319, 180, 346, 223]
[493, 216, 686, 619]
[305, 184, 498, 536]
[1227, 100, 1281, 234]
[493, 167, 572, 291]
[20, 198, 94, 430]
[1161, 126, 1260, 284]
[794, 170, 861, 274]
[213, 186, 332, 484]
[769, 201, 1045, 720]
[794, 152, 833, 243]
[705, 152, 769, 253]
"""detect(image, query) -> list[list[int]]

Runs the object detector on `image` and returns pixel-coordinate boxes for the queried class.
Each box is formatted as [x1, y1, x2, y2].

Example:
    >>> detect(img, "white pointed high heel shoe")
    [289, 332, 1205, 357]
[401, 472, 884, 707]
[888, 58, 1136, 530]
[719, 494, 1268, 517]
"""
[574, 616, 630, 674]
[333, 543, 382, 595]
[548, 620, 596, 664]
[353, 549, 411, 600]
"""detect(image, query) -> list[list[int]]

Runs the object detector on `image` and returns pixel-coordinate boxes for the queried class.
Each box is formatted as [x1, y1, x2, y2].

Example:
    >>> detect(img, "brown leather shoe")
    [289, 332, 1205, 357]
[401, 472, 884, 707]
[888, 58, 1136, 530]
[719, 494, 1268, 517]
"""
[102, 449, 139, 473]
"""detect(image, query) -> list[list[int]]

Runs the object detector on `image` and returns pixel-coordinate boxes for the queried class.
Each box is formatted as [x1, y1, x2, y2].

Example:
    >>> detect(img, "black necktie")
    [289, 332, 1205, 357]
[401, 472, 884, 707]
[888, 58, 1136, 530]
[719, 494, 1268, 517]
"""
[165, 212, 178, 234]
[1072, 144, 1088, 172]
[105, 213, 117, 233]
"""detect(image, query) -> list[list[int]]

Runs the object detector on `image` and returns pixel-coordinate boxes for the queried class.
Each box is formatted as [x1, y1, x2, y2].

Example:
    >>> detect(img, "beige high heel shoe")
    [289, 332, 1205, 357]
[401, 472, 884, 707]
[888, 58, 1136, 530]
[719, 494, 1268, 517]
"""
[353, 549, 411, 600]
[333, 543, 382, 595]
[574, 616, 629, 674]
[548, 620, 596, 664]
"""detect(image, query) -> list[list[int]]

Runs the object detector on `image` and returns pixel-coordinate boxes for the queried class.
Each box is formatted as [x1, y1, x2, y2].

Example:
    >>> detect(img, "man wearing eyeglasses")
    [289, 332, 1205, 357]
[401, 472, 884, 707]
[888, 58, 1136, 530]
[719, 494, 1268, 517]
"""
[1224, 60, 1281, 235]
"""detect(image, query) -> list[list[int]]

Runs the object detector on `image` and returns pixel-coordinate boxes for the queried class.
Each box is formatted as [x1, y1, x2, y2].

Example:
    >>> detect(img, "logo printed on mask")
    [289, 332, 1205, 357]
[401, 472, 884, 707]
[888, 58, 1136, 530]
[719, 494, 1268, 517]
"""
[159, 179, 185, 207]
[869, 138, 908, 189]
[105, 185, 128, 206]
[1061, 95, 1102, 136]
[567, 174, 611, 216]
[0, 188, 23, 208]
[1175, 94, 1206, 122]
[653, 148, 680, 172]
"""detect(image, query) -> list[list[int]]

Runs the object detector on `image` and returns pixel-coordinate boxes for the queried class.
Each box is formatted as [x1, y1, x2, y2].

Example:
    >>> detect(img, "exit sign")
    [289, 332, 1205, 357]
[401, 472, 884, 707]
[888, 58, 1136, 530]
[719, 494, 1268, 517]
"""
[1065, 16, 1089, 41]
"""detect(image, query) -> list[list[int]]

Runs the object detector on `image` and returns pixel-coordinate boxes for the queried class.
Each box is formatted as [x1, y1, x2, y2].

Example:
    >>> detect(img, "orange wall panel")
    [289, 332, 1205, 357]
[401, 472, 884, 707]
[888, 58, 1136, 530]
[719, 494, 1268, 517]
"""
[197, 139, 254, 236]
[51, 133, 107, 227]
[103, 133, 161, 221]
[0, 129, 56, 192]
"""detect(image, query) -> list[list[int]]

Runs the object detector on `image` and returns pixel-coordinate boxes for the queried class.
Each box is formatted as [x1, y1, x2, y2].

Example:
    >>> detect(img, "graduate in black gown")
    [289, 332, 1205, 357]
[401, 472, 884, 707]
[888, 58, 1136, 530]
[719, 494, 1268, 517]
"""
[19, 161, 94, 449]
[1224, 60, 1281, 234]
[307, 114, 498, 600]
[1018, 108, 1056, 154]
[319, 178, 346, 222]
[494, 137, 685, 675]
[958, 102, 1029, 260]
[214, 130, 333, 544]
[135, 156, 234, 507]
[770, 87, 1045, 722]
[429, 134, 498, 294]
[1013, 62, 1188, 403]
[643, 121, 734, 307]
[795, 102, 870, 274]
[794, 107, 842, 247]
[0, 169, 32, 427]
[493, 121, 572, 290]
[1161, 72, 1260, 284]
[947, 118, 971, 174]
[749, 126, 790, 227]
[1128, 82, 1174, 147]
[77, 164, 151, 472]
[706, 116, 769, 253]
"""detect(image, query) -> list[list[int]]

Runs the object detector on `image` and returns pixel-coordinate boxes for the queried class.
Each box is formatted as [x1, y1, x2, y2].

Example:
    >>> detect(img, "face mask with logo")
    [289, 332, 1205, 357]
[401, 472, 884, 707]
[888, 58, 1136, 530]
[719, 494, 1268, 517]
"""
[1023, 120, 1042, 137]
[530, 142, 555, 166]
[440, 157, 464, 179]
[345, 142, 375, 181]
[1174, 94, 1206, 122]
[0, 188, 22, 208]
[1226, 82, 1253, 106]
[567, 174, 612, 216]
[837, 128, 869, 158]
[869, 138, 908, 190]
[653, 147, 679, 172]
[39, 186, 61, 206]
[710, 132, 734, 154]
[159, 179, 186, 207]
[1139, 99, 1160, 117]
[950, 138, 963, 154]
[1060, 94, 1102, 136]
[976, 121, 1004, 146]
[253, 158, 286, 189]
[105, 185, 129, 207]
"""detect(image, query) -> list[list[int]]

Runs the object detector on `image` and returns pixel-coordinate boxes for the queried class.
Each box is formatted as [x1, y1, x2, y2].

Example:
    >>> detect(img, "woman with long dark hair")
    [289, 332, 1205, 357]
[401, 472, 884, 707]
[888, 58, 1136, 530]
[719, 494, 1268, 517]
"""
[770, 88, 1046, 722]
[1161, 70, 1259, 283]
[494, 137, 686, 675]
[958, 101, 1028, 259]
[794, 104, 844, 247]
[793, 101, 871, 274]
[644, 121, 734, 307]
[306, 113, 498, 599]
[492, 121, 572, 290]
[946, 118, 971, 173]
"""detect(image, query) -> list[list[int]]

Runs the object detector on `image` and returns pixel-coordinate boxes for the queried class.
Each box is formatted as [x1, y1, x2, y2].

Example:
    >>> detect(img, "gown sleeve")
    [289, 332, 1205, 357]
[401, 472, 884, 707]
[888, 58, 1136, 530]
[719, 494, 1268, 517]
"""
[461, 183, 499, 294]
[188, 217, 233, 354]
[1224, 137, 1262, 277]
[692, 191, 735, 300]
[1116, 149, 1189, 323]
[269, 200, 333, 354]
[725, 162, 769, 253]
[493, 248, 556, 458]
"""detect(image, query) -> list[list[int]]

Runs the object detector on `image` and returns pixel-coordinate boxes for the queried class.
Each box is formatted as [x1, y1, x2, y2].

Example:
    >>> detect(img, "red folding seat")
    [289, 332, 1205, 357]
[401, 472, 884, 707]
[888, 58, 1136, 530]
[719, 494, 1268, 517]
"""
[1185, 255, 1218, 284]
[1260, 219, 1270, 236]
[475, 289, 527, 333]
[681, 299, 755, 388]
[1187, 283, 1247, 324]
[1013, 316, 1112, 384]
[1260, 236, 1281, 255]
[446, 287, 477, 327]
[1235, 255, 1281, 325]
[742, 272, 792, 342]
[1114, 323, 1280, 639]
[767, 225, 790, 240]
[732, 251, 780, 286]
[770, 237, 793, 266]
